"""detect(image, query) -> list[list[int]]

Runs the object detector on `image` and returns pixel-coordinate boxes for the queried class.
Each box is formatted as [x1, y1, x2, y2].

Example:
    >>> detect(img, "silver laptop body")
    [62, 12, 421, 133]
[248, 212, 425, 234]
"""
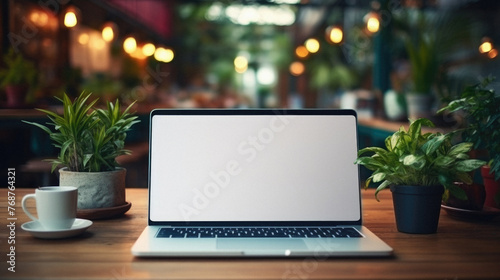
[132, 109, 393, 257]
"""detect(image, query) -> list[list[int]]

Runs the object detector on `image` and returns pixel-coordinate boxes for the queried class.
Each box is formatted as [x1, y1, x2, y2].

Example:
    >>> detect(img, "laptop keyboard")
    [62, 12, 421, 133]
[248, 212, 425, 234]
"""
[156, 227, 363, 238]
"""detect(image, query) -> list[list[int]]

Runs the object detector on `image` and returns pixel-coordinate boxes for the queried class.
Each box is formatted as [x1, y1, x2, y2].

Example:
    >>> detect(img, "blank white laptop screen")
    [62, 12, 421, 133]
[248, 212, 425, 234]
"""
[149, 111, 361, 223]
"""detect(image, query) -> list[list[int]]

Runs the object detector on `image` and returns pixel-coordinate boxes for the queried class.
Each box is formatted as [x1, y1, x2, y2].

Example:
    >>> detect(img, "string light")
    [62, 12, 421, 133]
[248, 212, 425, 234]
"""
[64, 7, 78, 28]
[234, 56, 249, 73]
[102, 27, 114, 42]
[289, 61, 305, 76]
[154, 47, 174, 63]
[304, 38, 320, 54]
[488, 49, 498, 59]
[102, 22, 118, 42]
[295, 46, 309, 58]
[142, 43, 156, 57]
[326, 26, 343, 44]
[123, 37, 137, 54]
[78, 33, 89, 45]
[479, 38, 493, 54]
[479, 37, 497, 59]
[364, 11, 380, 33]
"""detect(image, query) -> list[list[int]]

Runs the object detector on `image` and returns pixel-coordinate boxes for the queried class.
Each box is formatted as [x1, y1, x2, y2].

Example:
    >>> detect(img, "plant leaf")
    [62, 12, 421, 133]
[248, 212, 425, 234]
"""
[402, 155, 426, 169]
[455, 159, 486, 172]
[374, 180, 391, 202]
[448, 142, 473, 157]
[448, 183, 468, 201]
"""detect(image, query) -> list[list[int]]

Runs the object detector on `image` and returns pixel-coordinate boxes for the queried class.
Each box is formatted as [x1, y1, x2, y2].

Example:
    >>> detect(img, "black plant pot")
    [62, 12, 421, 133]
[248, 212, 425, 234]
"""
[390, 185, 444, 234]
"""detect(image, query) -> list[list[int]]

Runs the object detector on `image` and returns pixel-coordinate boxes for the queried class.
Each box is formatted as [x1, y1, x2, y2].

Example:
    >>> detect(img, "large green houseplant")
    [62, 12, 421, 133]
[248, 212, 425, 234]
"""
[394, 10, 440, 120]
[355, 118, 485, 233]
[438, 77, 500, 208]
[394, 10, 475, 119]
[24, 91, 139, 214]
[0, 49, 37, 108]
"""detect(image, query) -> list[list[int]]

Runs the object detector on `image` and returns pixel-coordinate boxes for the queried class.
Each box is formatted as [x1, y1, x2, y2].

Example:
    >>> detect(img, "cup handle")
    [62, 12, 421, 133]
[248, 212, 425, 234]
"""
[22, 194, 38, 222]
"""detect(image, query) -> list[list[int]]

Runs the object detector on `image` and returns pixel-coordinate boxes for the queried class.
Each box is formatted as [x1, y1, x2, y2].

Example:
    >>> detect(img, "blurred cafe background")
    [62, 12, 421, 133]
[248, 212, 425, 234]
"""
[1, 0, 499, 187]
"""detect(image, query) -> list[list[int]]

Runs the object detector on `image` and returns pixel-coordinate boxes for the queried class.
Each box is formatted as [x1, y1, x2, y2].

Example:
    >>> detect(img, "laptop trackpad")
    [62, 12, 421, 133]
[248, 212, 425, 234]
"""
[217, 239, 307, 252]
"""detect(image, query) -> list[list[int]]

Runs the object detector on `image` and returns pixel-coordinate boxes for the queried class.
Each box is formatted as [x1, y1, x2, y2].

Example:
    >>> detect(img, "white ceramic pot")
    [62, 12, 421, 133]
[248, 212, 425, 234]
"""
[384, 89, 407, 121]
[59, 167, 126, 209]
[405, 93, 434, 120]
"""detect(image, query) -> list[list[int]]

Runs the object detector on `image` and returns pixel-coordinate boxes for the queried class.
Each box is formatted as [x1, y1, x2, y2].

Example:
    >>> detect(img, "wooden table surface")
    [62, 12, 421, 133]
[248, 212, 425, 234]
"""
[1, 188, 499, 280]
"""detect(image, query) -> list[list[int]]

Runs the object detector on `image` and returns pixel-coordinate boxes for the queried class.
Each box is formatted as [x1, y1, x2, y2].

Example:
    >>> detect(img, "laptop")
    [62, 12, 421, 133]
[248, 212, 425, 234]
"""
[131, 109, 393, 257]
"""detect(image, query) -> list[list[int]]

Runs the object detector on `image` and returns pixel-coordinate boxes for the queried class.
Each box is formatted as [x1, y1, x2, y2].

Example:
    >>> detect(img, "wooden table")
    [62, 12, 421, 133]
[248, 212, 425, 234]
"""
[1, 188, 499, 279]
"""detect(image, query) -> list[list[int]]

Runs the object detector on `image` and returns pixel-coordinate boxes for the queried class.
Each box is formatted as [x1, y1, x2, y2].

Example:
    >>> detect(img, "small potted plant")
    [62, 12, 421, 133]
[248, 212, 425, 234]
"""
[438, 77, 500, 208]
[355, 118, 485, 233]
[24, 91, 139, 217]
[0, 49, 37, 108]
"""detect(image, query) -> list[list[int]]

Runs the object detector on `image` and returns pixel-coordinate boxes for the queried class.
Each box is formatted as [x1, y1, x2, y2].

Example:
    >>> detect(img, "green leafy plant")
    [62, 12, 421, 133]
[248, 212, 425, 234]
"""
[403, 19, 438, 95]
[438, 77, 500, 181]
[354, 118, 485, 201]
[0, 49, 37, 88]
[394, 10, 475, 95]
[23, 91, 139, 172]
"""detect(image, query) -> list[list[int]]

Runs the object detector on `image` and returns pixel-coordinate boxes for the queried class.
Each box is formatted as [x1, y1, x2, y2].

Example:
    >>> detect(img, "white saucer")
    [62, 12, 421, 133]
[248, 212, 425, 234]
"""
[21, 218, 93, 239]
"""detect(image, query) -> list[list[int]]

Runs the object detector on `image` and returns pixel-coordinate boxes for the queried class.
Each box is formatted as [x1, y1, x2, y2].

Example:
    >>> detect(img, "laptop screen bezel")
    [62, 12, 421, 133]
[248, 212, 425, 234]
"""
[147, 109, 363, 227]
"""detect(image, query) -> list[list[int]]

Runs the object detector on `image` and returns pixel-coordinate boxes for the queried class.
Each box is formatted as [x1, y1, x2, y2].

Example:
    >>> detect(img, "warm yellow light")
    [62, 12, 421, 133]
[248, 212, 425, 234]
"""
[29, 11, 40, 23]
[164, 49, 174, 63]
[234, 56, 248, 69]
[142, 43, 156, 57]
[488, 48, 498, 59]
[91, 38, 105, 50]
[123, 37, 137, 54]
[305, 38, 320, 54]
[154, 47, 174, 63]
[295, 46, 309, 58]
[289, 61, 305, 76]
[78, 33, 89, 45]
[102, 22, 118, 42]
[64, 11, 77, 28]
[102, 26, 114, 42]
[234, 56, 249, 73]
[30, 11, 49, 26]
[328, 26, 343, 44]
[130, 48, 147, 60]
[366, 17, 380, 33]
[479, 41, 493, 53]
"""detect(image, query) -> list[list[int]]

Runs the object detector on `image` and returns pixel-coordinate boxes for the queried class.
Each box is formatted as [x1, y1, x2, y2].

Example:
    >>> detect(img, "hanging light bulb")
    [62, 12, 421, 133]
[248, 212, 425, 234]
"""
[304, 38, 320, 54]
[154, 47, 174, 63]
[289, 61, 305, 76]
[64, 7, 79, 28]
[364, 11, 380, 33]
[234, 56, 249, 73]
[142, 43, 156, 57]
[488, 48, 498, 59]
[479, 37, 493, 54]
[102, 22, 118, 42]
[123, 36, 137, 54]
[102, 26, 114, 42]
[326, 26, 343, 44]
[78, 33, 89, 45]
[295, 45, 309, 59]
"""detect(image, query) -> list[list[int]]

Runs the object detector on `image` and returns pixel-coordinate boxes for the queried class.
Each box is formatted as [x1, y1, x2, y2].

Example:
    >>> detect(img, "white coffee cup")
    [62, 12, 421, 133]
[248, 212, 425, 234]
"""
[22, 186, 78, 230]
